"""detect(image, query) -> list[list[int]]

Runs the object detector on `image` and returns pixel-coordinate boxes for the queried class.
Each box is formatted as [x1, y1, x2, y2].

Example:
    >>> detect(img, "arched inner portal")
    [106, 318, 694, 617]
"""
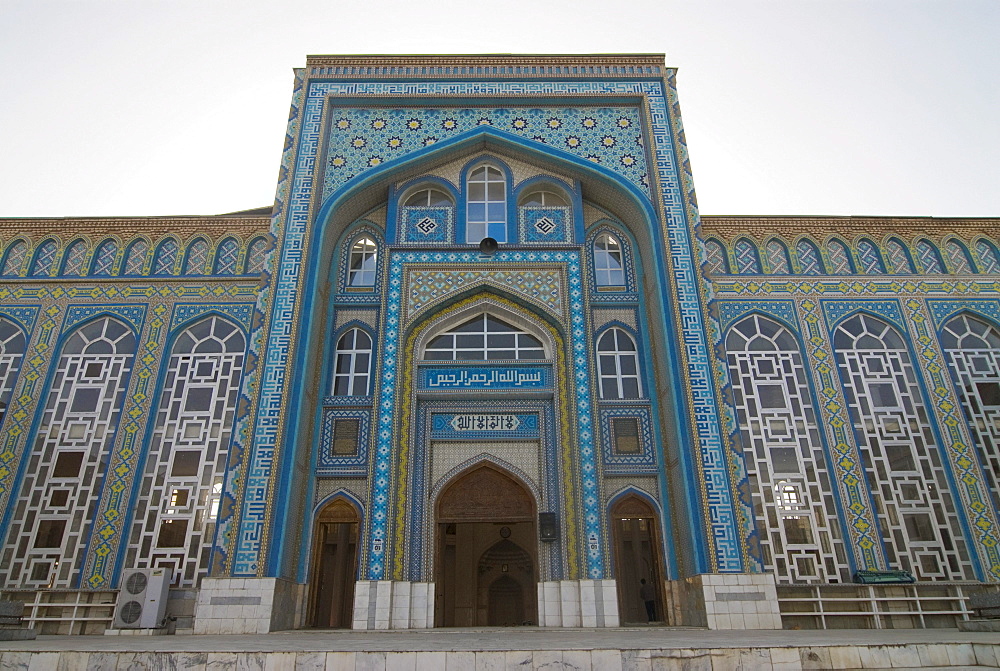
[435, 464, 538, 627]
[308, 498, 359, 628]
[611, 495, 667, 624]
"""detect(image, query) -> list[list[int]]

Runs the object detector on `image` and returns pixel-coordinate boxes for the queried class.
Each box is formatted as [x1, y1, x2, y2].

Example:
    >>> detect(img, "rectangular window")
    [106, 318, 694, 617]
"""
[157, 519, 189, 548]
[332, 419, 360, 456]
[171, 450, 201, 476]
[34, 519, 66, 548]
[611, 417, 640, 455]
[53, 451, 84, 478]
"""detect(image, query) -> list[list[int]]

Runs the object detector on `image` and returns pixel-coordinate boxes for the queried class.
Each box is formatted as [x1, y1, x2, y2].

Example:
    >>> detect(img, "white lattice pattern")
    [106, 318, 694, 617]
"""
[1, 318, 135, 588]
[726, 315, 850, 583]
[834, 314, 974, 580]
[125, 316, 246, 587]
[941, 314, 1000, 515]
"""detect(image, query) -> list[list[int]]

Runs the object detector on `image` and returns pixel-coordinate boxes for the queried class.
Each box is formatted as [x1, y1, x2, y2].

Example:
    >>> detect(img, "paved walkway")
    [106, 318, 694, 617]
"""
[1, 627, 998, 652]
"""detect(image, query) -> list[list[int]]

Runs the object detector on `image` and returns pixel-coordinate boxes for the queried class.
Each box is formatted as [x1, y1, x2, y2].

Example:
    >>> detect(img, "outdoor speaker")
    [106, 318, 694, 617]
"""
[539, 512, 558, 541]
[479, 237, 499, 255]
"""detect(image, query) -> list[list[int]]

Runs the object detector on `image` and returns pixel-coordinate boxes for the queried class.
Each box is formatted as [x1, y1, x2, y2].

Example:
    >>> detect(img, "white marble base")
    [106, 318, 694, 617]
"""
[352, 581, 434, 630]
[666, 573, 782, 629]
[537, 579, 619, 628]
[193, 577, 304, 634]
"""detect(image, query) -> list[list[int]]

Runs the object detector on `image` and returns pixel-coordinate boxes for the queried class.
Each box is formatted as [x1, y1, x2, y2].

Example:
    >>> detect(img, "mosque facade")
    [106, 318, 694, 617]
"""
[0, 54, 998, 633]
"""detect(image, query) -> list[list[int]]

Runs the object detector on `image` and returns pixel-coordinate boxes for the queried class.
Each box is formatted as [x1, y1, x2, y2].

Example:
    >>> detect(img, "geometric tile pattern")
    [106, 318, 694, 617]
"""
[520, 207, 570, 243]
[599, 405, 656, 473]
[400, 208, 453, 245]
[232, 76, 739, 579]
[322, 105, 649, 200]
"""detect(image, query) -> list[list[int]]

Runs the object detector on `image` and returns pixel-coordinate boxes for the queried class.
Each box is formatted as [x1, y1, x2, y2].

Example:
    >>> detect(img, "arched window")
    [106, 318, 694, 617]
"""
[856, 239, 886, 274]
[518, 189, 568, 207]
[944, 240, 974, 274]
[725, 315, 848, 583]
[126, 316, 246, 586]
[348, 237, 378, 287]
[404, 188, 452, 207]
[183, 238, 209, 275]
[795, 240, 824, 275]
[7, 317, 136, 587]
[466, 164, 506, 243]
[213, 238, 240, 275]
[941, 314, 1000, 514]
[423, 314, 545, 360]
[61, 240, 89, 276]
[333, 328, 373, 396]
[593, 233, 626, 287]
[975, 240, 1000, 274]
[733, 239, 761, 274]
[153, 239, 179, 275]
[915, 239, 944, 274]
[765, 240, 791, 275]
[90, 239, 118, 276]
[826, 240, 853, 275]
[123, 240, 149, 276]
[833, 313, 973, 580]
[704, 239, 729, 275]
[885, 239, 914, 273]
[245, 237, 268, 274]
[30, 240, 59, 277]
[0, 317, 27, 423]
[597, 328, 642, 400]
[1, 241, 27, 276]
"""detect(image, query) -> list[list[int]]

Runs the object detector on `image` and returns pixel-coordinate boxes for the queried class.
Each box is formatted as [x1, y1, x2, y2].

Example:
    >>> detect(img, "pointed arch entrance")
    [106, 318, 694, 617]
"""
[611, 494, 667, 624]
[308, 497, 359, 628]
[435, 463, 538, 627]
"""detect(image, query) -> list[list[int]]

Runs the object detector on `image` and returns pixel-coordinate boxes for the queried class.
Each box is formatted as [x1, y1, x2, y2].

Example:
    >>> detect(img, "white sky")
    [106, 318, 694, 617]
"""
[1, 0, 997, 218]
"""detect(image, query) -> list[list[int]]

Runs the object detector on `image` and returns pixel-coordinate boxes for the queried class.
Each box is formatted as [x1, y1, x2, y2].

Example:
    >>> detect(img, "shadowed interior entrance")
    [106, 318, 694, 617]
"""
[435, 464, 538, 627]
[308, 498, 359, 628]
[612, 495, 667, 624]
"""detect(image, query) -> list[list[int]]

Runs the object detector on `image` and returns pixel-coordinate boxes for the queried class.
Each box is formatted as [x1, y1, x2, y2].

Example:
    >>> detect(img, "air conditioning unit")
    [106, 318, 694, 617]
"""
[112, 568, 172, 629]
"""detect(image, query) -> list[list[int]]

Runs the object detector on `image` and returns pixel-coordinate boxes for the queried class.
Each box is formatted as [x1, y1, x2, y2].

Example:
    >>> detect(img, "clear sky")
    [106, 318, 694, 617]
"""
[1, 0, 997, 218]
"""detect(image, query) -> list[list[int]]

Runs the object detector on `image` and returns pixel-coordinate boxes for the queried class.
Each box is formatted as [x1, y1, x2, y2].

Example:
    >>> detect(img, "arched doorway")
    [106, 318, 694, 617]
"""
[308, 498, 359, 628]
[611, 495, 667, 624]
[435, 464, 538, 627]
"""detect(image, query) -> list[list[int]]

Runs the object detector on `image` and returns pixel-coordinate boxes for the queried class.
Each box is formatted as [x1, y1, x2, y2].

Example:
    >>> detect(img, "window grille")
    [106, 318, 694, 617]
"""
[2, 318, 136, 588]
[125, 316, 246, 586]
[725, 315, 849, 583]
[834, 314, 974, 580]
[941, 314, 1000, 514]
